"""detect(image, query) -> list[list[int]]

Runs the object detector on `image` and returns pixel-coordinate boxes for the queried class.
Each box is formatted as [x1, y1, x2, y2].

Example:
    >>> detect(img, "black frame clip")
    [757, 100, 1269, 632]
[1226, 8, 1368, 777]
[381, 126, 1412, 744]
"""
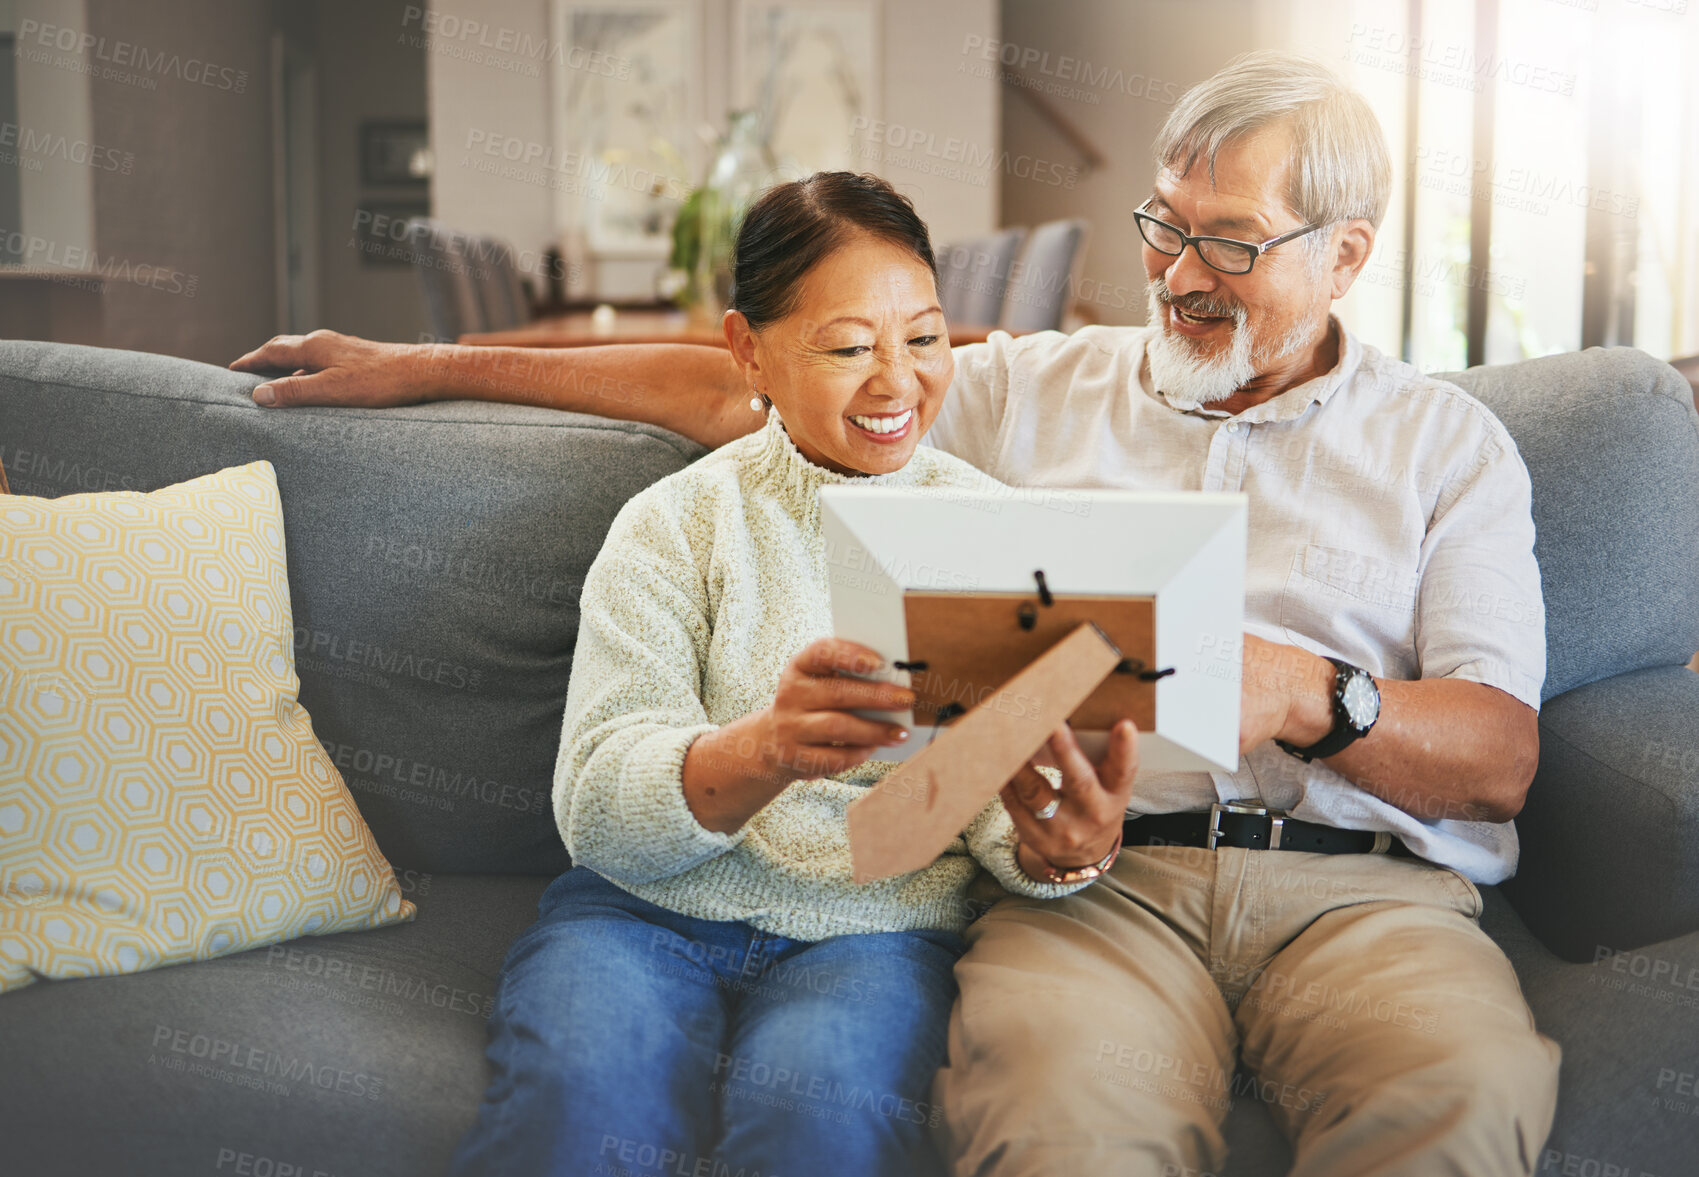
[1114, 658, 1177, 683]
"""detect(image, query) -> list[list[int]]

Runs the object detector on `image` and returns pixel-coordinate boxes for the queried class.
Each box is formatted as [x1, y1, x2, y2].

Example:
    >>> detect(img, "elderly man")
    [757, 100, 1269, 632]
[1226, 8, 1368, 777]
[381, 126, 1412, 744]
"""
[234, 52, 1559, 1174]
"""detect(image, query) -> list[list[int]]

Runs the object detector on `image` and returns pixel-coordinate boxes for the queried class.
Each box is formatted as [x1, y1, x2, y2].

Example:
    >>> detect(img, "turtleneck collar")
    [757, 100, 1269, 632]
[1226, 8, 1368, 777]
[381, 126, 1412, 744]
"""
[744, 410, 933, 514]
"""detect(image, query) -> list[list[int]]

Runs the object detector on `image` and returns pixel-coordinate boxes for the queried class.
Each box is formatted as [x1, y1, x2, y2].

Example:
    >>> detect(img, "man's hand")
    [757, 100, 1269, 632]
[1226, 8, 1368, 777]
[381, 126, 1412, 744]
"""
[1239, 633, 1333, 754]
[1004, 720, 1138, 878]
[230, 330, 438, 408]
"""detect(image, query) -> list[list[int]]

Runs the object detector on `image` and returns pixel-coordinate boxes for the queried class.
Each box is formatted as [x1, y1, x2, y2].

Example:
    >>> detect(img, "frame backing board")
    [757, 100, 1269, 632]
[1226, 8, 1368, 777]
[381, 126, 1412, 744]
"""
[821, 486, 1247, 774]
[848, 622, 1122, 882]
[902, 592, 1155, 730]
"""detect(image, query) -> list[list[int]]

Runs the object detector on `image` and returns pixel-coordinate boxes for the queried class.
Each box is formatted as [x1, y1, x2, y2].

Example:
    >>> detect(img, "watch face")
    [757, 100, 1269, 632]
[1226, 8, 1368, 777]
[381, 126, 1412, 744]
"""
[1340, 671, 1379, 729]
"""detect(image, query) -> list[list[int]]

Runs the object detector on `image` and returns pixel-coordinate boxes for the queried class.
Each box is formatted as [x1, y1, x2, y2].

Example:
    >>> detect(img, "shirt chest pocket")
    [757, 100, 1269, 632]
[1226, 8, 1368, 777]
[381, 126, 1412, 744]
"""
[1279, 543, 1421, 654]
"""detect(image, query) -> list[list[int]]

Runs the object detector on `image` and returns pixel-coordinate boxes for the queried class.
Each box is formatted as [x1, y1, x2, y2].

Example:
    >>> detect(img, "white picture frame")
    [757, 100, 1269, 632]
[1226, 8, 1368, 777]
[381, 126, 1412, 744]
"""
[821, 486, 1248, 775]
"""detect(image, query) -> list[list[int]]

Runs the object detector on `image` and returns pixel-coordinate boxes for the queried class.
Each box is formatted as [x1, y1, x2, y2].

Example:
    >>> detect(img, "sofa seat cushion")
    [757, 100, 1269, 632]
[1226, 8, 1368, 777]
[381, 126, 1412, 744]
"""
[0, 872, 550, 1177]
[7, 881, 1698, 1175]
[1481, 887, 1699, 1174]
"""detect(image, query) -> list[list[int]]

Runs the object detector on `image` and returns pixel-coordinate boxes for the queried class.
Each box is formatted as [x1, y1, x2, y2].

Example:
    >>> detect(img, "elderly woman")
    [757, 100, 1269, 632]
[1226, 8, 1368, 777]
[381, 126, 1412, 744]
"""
[443, 173, 1137, 1177]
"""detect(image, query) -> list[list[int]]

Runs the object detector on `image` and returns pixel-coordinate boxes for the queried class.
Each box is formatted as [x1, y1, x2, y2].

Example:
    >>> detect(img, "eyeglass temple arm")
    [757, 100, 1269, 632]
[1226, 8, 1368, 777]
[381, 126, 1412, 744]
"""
[1257, 221, 1325, 252]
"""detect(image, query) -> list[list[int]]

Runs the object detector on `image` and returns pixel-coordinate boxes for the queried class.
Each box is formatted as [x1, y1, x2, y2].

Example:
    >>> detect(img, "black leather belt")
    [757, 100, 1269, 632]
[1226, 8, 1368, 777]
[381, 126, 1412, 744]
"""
[1124, 801, 1414, 857]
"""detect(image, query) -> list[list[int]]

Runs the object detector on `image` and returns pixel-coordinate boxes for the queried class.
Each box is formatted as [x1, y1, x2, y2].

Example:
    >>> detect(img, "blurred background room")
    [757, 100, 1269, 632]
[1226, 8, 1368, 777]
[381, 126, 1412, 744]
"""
[1, 0, 1695, 388]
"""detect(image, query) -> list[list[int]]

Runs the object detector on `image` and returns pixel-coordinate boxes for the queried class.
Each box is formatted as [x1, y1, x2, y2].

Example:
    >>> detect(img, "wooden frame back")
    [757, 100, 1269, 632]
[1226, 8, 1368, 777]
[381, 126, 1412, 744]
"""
[902, 590, 1156, 730]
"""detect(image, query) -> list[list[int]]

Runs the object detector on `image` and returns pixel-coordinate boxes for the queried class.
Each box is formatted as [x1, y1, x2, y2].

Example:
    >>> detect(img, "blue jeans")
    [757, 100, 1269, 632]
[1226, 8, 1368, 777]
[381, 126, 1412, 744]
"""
[448, 868, 964, 1177]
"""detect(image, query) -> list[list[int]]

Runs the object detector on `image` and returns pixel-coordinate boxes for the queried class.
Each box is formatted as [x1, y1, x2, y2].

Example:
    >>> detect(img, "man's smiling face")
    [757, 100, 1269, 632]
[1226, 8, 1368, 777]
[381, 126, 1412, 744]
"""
[1141, 122, 1340, 410]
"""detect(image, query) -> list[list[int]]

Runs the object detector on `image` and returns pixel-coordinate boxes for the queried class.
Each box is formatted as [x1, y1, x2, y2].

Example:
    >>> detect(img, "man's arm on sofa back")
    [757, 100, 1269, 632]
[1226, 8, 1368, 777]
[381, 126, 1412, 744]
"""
[230, 329, 758, 450]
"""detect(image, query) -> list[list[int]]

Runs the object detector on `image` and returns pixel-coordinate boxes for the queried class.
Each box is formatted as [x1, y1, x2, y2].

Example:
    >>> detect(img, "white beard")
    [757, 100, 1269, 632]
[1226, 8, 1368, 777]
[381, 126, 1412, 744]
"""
[1145, 282, 1316, 412]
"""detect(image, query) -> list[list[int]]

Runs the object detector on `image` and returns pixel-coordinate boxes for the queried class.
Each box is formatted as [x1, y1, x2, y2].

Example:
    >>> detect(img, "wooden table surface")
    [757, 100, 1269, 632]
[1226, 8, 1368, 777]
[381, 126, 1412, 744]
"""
[460, 309, 1006, 349]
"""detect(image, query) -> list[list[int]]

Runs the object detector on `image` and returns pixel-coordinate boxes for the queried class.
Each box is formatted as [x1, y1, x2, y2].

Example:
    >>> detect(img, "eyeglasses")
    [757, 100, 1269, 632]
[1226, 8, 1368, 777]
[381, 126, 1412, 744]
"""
[1134, 201, 1325, 275]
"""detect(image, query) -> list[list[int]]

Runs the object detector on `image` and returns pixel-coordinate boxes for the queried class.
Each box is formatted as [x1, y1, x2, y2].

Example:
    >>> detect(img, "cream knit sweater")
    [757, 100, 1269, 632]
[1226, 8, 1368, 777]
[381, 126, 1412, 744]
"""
[553, 412, 1082, 941]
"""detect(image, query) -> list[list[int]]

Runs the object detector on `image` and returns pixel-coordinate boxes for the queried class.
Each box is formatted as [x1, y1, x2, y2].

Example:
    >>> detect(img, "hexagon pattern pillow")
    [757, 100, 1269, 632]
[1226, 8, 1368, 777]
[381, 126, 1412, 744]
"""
[0, 461, 415, 993]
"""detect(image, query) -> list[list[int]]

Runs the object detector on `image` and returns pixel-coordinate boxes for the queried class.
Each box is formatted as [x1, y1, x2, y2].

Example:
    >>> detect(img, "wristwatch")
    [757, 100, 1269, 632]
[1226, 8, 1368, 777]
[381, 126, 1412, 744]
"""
[1276, 657, 1380, 762]
[1026, 832, 1124, 885]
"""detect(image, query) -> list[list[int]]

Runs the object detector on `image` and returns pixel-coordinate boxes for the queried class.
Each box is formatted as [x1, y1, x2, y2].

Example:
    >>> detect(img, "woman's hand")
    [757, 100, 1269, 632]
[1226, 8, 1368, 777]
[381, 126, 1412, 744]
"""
[682, 638, 914, 833]
[229, 329, 439, 408]
[756, 637, 915, 780]
[1003, 720, 1138, 881]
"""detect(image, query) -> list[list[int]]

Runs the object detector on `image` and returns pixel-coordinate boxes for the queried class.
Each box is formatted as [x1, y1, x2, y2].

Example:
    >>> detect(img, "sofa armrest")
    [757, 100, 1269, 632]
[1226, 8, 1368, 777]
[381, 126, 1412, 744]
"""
[1502, 665, 1699, 960]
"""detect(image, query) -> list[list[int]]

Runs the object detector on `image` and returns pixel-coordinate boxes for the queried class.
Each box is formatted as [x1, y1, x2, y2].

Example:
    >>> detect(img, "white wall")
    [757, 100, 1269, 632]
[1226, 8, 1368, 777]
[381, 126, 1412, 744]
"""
[867, 0, 1000, 245]
[426, 0, 557, 283]
[427, 0, 998, 297]
[13, 0, 96, 267]
[997, 0, 1258, 327]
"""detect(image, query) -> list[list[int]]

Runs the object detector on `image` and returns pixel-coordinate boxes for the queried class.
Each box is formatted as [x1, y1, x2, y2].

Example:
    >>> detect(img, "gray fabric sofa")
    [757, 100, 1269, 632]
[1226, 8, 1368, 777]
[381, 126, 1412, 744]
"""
[2, 338, 1697, 1176]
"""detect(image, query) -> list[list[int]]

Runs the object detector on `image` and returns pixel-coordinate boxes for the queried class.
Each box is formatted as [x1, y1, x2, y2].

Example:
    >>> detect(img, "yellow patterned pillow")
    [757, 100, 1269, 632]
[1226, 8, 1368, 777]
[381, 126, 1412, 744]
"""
[0, 461, 414, 992]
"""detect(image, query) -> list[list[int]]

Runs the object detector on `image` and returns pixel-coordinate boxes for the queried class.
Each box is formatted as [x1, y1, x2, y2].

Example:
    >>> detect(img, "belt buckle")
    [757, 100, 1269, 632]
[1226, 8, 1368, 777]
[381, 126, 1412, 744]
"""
[1207, 799, 1289, 851]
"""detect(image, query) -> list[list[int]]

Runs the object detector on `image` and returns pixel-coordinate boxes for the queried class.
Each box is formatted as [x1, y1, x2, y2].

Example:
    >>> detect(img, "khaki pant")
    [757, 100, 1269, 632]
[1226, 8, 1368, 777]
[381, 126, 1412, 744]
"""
[934, 845, 1561, 1177]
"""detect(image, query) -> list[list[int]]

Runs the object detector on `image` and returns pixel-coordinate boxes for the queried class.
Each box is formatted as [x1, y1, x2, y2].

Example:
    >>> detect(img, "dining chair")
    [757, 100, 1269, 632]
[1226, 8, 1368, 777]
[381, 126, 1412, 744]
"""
[936, 227, 1028, 327]
[998, 218, 1090, 334]
[405, 218, 479, 342]
[463, 235, 532, 334]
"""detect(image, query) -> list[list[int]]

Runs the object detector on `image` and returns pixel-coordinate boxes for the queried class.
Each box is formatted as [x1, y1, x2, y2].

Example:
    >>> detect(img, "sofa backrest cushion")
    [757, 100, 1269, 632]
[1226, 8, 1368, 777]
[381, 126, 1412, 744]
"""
[0, 342, 706, 875]
[1442, 347, 1699, 701]
[7, 341, 1693, 873]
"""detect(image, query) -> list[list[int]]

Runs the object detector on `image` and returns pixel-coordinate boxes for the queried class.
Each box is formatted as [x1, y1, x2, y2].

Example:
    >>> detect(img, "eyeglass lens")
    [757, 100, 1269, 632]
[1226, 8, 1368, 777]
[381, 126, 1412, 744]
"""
[1137, 215, 1256, 274]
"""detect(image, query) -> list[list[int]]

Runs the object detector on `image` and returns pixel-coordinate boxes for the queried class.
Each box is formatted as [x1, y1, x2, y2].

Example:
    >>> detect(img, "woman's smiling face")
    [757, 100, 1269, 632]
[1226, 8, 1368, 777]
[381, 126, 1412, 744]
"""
[725, 232, 953, 477]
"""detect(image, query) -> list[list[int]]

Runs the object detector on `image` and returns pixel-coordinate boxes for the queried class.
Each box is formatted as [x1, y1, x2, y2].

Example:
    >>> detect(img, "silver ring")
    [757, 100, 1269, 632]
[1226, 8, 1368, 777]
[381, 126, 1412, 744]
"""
[1034, 797, 1061, 820]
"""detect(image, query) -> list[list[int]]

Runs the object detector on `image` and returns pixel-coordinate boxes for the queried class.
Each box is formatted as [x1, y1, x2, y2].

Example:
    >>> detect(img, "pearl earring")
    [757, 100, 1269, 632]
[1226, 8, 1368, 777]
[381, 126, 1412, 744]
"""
[750, 390, 765, 412]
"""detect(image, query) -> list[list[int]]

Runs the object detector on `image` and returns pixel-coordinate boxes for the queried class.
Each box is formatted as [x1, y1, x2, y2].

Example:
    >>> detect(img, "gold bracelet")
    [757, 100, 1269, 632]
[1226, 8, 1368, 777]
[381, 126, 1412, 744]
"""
[1029, 831, 1123, 885]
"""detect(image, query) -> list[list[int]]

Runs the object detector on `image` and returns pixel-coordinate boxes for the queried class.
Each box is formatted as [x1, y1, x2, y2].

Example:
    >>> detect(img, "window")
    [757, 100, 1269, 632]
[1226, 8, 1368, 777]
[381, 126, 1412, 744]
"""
[1292, 0, 1699, 368]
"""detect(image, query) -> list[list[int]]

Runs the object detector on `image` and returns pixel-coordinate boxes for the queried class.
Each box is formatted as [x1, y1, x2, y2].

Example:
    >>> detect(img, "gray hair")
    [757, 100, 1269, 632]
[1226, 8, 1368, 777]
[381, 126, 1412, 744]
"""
[1154, 52, 1392, 231]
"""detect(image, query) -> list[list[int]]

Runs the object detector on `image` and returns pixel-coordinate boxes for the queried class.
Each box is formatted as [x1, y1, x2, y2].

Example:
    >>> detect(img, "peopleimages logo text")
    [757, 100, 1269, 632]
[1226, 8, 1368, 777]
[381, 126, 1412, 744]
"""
[17, 20, 249, 92]
[0, 234, 196, 296]
[401, 6, 632, 76]
[958, 34, 1183, 103]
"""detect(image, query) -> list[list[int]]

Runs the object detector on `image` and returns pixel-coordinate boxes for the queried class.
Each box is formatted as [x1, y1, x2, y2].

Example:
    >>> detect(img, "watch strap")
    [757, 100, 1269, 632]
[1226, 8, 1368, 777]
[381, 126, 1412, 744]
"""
[1276, 725, 1357, 763]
